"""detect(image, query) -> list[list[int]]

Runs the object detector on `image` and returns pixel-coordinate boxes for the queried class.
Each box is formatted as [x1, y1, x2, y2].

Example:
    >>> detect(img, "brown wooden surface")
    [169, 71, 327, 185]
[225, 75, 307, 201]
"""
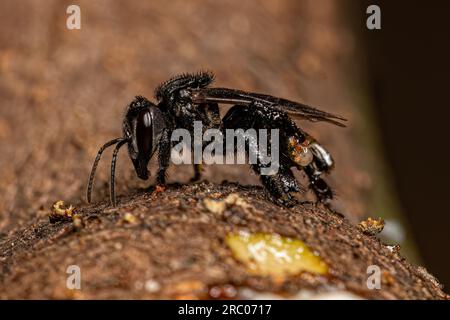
[0, 0, 444, 299]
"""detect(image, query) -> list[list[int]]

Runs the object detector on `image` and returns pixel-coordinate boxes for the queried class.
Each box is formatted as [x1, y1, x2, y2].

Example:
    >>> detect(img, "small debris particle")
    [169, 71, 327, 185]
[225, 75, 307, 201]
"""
[151, 185, 166, 200]
[382, 270, 396, 286]
[145, 279, 161, 293]
[155, 185, 166, 193]
[209, 284, 238, 299]
[386, 244, 401, 254]
[203, 198, 226, 214]
[49, 200, 76, 223]
[170, 280, 205, 299]
[209, 192, 222, 199]
[72, 214, 83, 229]
[357, 217, 385, 236]
[203, 193, 252, 214]
[122, 213, 137, 224]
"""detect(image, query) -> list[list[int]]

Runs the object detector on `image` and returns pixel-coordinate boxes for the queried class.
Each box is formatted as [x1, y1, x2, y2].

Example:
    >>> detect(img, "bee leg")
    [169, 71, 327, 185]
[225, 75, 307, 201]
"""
[222, 104, 302, 207]
[190, 163, 204, 182]
[189, 103, 219, 182]
[254, 164, 301, 207]
[304, 164, 333, 202]
[156, 129, 171, 187]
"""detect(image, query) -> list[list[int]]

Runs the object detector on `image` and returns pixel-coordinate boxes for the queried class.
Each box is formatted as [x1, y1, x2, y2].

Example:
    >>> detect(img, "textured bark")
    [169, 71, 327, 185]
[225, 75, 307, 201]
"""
[0, 182, 447, 299]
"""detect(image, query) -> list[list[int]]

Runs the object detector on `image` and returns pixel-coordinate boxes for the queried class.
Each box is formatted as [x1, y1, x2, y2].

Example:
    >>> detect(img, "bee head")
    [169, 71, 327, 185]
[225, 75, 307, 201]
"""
[86, 96, 166, 206]
[123, 96, 166, 180]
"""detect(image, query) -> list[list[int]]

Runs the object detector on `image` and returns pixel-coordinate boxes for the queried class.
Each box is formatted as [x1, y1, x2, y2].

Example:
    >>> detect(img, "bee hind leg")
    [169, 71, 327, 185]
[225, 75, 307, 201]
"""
[255, 165, 302, 207]
[304, 164, 333, 203]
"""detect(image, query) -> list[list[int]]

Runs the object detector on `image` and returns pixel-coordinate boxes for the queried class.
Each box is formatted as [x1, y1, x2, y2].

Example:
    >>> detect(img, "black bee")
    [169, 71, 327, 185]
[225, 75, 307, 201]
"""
[87, 71, 346, 207]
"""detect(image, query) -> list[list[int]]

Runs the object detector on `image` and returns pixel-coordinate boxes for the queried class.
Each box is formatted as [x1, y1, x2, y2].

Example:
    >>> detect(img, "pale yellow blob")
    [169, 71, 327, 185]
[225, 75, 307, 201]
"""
[226, 232, 328, 277]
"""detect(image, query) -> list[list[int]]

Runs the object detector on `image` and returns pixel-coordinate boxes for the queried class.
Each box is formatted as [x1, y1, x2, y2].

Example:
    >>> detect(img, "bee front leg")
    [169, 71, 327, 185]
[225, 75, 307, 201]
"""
[156, 129, 171, 187]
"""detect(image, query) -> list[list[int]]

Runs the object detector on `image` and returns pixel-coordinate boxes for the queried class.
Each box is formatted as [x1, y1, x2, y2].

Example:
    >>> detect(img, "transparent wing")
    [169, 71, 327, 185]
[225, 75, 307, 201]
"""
[190, 87, 347, 127]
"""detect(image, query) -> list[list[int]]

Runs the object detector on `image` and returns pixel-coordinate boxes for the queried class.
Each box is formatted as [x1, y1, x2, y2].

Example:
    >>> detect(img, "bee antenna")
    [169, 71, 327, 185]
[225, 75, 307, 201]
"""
[110, 139, 128, 207]
[86, 138, 125, 204]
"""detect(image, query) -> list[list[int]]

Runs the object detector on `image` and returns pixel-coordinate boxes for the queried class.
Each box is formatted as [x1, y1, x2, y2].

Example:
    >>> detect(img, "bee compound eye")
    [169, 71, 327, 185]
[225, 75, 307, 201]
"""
[135, 110, 153, 157]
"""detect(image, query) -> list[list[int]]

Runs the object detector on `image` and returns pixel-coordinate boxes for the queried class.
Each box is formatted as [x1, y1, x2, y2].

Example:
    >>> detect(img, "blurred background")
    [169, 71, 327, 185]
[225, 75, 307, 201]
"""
[0, 0, 448, 289]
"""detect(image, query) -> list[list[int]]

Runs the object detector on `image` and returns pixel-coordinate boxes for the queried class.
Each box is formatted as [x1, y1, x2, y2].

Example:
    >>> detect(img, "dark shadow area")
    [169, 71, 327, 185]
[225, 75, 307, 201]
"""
[354, 0, 450, 288]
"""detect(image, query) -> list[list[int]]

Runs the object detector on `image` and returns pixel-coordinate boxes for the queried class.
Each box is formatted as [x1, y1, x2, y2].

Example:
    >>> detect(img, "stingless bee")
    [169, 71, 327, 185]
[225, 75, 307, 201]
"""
[87, 72, 346, 207]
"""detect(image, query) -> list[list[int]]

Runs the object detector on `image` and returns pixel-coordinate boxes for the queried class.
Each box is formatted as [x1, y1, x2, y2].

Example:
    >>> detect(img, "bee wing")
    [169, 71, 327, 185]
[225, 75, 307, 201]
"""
[190, 87, 347, 127]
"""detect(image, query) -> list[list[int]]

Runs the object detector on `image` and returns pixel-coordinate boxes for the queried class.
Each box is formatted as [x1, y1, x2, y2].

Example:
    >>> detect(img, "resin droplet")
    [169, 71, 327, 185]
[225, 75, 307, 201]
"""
[226, 232, 328, 277]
